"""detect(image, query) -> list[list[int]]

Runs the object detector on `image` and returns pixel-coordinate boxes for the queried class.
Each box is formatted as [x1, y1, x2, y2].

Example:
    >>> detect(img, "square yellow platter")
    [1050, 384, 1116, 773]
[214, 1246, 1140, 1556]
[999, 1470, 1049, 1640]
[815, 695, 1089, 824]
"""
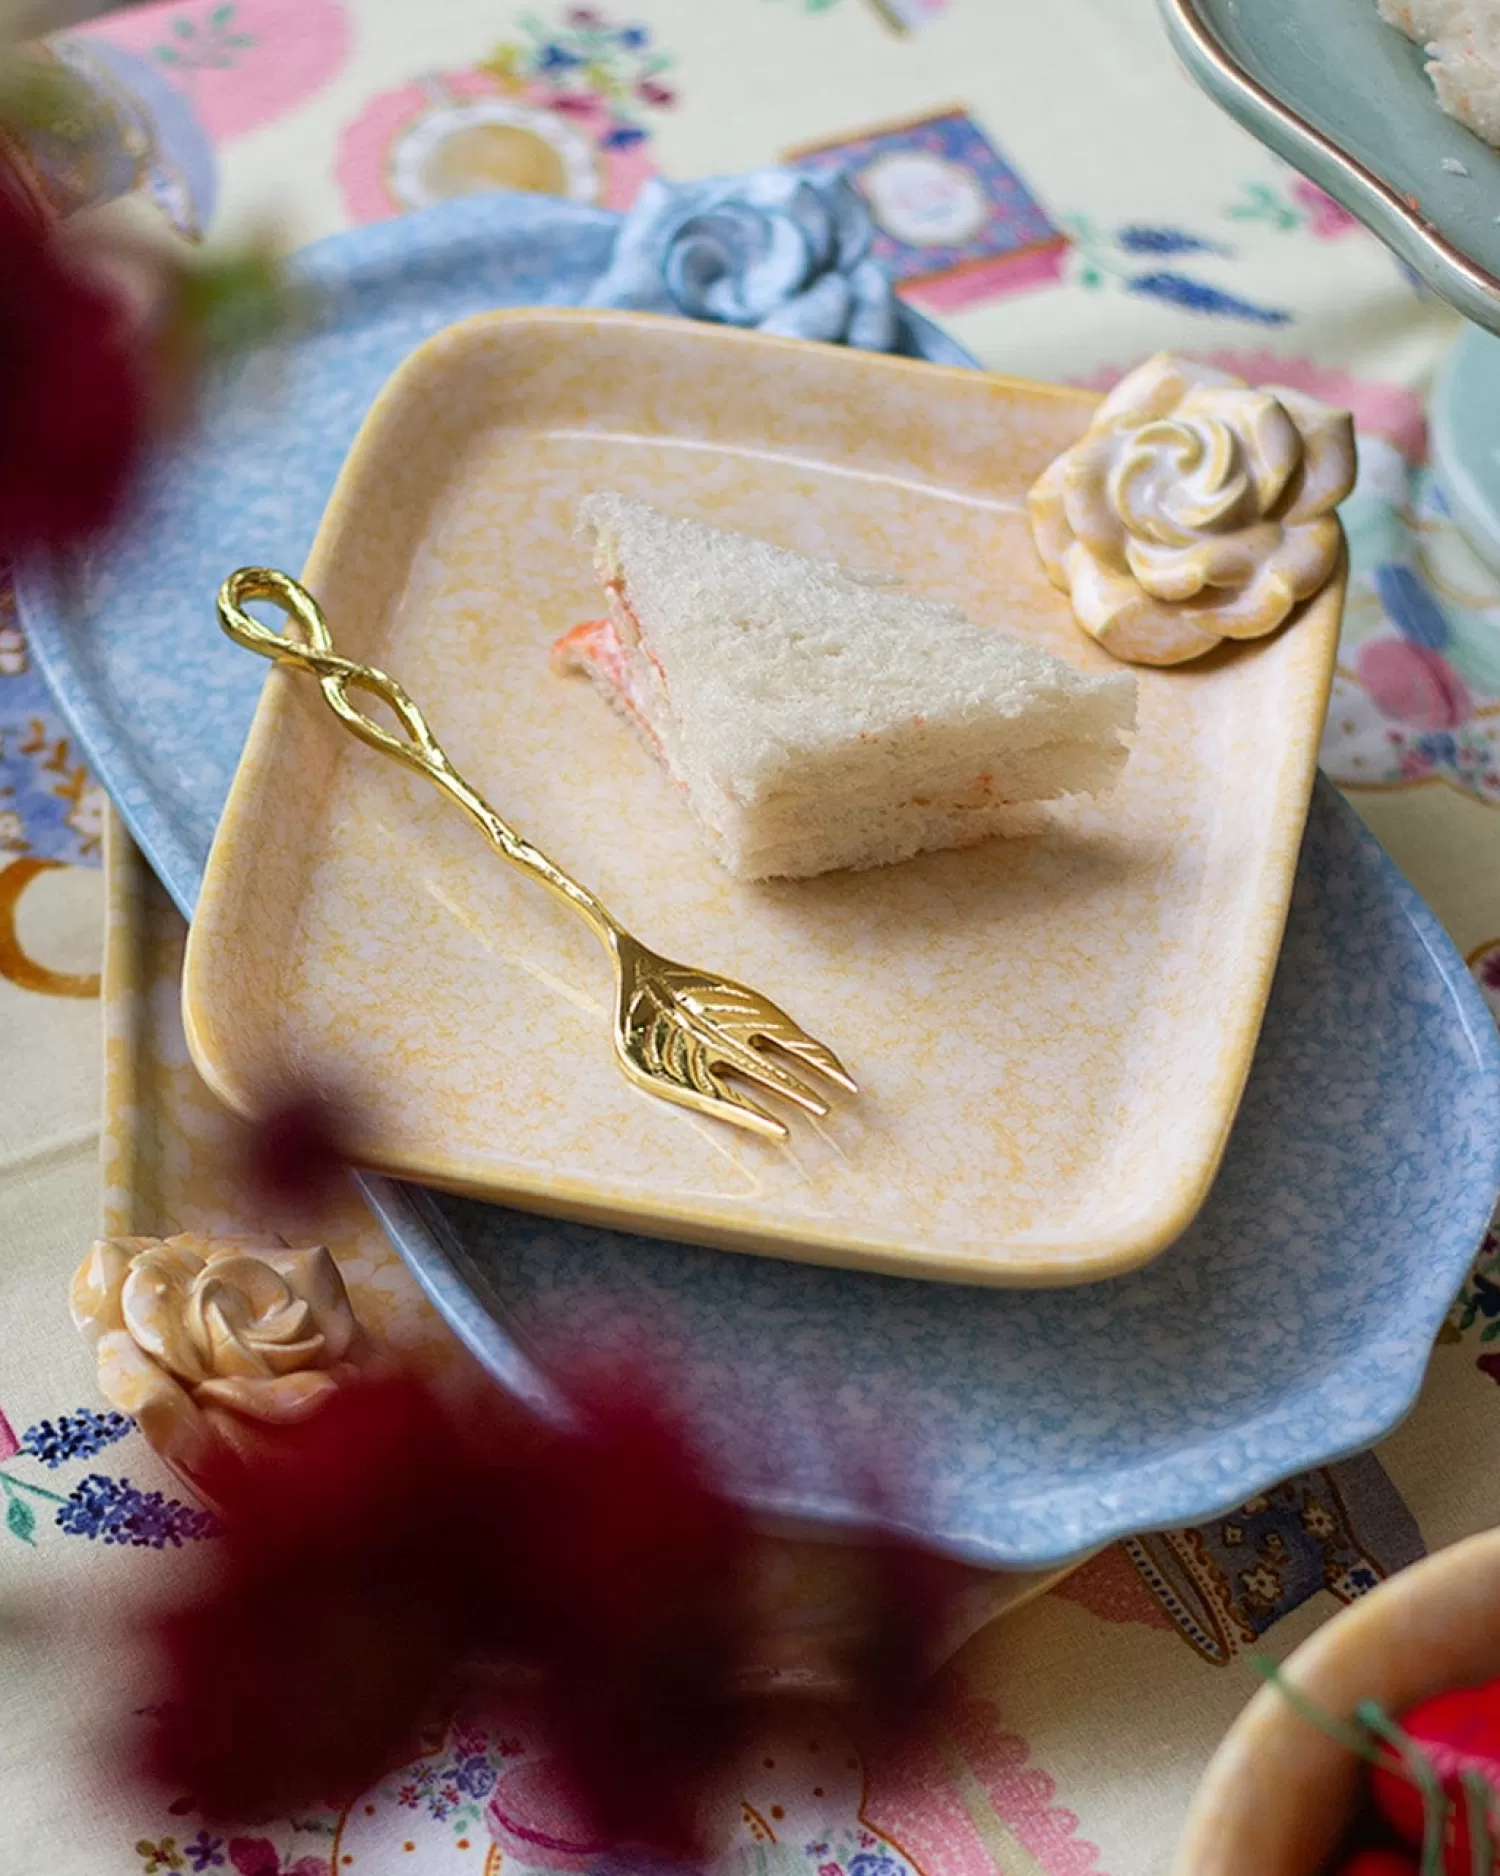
[183, 309, 1342, 1286]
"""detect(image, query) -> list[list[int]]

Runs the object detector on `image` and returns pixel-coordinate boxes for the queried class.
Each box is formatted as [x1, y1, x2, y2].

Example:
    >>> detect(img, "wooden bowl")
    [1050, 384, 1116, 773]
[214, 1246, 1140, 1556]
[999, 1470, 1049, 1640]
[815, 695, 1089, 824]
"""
[1174, 1527, 1500, 1874]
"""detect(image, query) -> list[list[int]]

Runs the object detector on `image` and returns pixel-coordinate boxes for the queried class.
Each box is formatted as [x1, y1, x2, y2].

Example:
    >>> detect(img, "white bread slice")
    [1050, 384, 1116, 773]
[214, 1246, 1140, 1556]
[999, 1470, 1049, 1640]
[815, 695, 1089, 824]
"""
[1379, 0, 1500, 146]
[554, 493, 1136, 881]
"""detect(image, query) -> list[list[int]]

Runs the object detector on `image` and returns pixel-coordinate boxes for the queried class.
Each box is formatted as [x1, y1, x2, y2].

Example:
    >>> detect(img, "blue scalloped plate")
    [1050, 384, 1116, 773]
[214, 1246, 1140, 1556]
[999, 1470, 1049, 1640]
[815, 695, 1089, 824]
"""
[20, 190, 1500, 1564]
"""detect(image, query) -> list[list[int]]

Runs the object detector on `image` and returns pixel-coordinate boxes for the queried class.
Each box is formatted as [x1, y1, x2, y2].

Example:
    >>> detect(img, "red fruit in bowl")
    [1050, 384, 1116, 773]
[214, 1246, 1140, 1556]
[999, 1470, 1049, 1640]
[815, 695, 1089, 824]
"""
[1331, 1852, 1420, 1876]
[1370, 1677, 1500, 1865]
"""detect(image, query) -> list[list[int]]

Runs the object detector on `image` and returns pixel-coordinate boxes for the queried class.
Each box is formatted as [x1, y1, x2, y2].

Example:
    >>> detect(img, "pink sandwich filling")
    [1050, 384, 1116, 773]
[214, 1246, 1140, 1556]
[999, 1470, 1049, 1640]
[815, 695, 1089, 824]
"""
[552, 584, 1059, 823]
[551, 600, 667, 762]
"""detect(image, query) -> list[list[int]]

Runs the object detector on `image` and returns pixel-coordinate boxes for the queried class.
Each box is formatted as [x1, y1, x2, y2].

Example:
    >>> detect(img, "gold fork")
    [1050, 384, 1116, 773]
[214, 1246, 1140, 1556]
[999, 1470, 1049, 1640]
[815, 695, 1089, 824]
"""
[217, 568, 856, 1141]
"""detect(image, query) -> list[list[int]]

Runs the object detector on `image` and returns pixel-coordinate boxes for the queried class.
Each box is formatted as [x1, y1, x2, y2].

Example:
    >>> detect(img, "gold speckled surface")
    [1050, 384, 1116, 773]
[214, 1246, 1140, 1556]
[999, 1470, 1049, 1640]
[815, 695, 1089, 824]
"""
[182, 309, 1344, 1285]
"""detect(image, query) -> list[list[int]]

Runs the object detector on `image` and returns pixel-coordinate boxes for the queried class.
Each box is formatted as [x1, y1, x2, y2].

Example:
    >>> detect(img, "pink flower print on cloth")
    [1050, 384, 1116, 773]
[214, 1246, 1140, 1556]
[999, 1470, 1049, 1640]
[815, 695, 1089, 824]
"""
[1357, 638, 1471, 729]
[1291, 178, 1362, 239]
[482, 1712, 919, 1873]
[91, 0, 349, 143]
[336, 10, 676, 225]
[226, 1840, 326, 1876]
[864, 1692, 1109, 1876]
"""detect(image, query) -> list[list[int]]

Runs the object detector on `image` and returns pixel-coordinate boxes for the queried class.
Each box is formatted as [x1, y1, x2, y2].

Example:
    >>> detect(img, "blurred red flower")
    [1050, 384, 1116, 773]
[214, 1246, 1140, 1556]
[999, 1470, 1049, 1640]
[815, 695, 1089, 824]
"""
[239, 1081, 361, 1214]
[137, 1368, 754, 1854]
[0, 180, 146, 559]
[141, 1372, 521, 1821]
[136, 1363, 954, 1857]
[509, 1371, 755, 1855]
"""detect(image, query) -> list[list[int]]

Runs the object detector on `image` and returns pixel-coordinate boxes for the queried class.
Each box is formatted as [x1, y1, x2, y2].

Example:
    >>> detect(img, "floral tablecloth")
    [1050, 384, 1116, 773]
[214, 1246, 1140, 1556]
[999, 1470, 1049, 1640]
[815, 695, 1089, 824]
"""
[5, 2, 1500, 1872]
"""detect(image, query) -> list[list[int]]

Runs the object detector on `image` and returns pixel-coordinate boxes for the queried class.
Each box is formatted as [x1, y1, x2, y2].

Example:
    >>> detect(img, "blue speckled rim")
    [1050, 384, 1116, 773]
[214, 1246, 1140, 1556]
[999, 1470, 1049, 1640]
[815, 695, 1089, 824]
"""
[19, 191, 1500, 1566]
[369, 785, 1500, 1567]
[18, 194, 969, 926]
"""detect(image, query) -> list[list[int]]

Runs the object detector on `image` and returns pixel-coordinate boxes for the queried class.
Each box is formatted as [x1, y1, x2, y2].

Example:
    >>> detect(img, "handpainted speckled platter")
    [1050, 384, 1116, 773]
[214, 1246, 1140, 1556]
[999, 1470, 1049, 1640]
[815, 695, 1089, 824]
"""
[182, 308, 1342, 1286]
[109, 810, 1500, 1571]
[1161, 0, 1500, 336]
[106, 787, 1500, 1567]
[102, 813, 1066, 1658]
[336, 775, 1500, 1564]
[18, 191, 965, 911]
[20, 191, 1500, 1561]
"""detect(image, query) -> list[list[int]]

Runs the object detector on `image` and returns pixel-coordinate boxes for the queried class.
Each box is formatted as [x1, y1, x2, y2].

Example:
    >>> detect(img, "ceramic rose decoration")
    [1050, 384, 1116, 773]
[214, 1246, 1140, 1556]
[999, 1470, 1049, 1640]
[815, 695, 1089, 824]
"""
[1029, 352, 1356, 666]
[588, 167, 903, 350]
[70, 1233, 369, 1478]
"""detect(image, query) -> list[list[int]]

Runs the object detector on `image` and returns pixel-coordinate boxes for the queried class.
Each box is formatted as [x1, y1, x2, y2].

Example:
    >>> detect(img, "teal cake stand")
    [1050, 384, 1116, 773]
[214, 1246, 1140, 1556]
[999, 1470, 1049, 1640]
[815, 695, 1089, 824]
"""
[1160, 0, 1500, 575]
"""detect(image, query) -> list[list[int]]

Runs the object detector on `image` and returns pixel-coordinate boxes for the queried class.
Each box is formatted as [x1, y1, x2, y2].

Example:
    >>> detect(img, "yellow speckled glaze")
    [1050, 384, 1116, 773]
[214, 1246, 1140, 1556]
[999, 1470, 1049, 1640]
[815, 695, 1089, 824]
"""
[102, 811, 1070, 1663]
[183, 309, 1344, 1286]
[102, 815, 449, 1366]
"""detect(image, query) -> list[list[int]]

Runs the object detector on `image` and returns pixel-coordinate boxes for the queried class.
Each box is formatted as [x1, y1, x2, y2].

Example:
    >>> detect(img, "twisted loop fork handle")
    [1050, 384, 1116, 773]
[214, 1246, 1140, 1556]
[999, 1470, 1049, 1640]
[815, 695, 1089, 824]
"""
[216, 569, 855, 1139]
